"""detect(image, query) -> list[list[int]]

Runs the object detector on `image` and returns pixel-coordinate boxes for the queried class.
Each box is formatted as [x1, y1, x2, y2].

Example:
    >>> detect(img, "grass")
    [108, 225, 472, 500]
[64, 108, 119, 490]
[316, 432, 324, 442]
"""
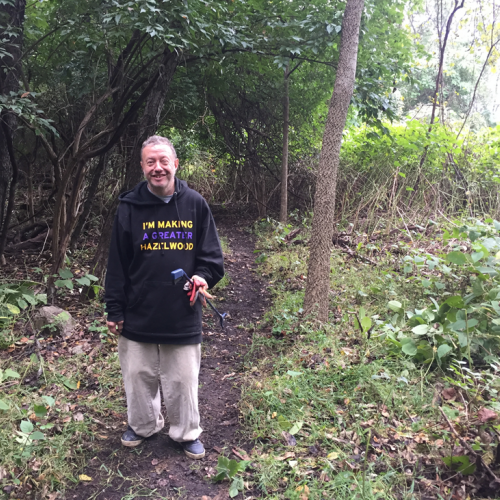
[0, 328, 126, 497]
[239, 218, 500, 499]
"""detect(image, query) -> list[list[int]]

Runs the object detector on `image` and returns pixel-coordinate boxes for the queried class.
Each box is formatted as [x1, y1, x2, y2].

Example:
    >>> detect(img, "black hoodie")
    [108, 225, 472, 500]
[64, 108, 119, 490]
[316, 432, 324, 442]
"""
[104, 179, 224, 344]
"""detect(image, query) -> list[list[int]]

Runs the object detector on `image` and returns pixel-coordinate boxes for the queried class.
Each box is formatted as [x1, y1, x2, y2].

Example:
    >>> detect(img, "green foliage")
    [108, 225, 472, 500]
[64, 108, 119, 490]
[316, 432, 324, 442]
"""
[54, 268, 99, 294]
[213, 456, 250, 498]
[380, 220, 500, 367]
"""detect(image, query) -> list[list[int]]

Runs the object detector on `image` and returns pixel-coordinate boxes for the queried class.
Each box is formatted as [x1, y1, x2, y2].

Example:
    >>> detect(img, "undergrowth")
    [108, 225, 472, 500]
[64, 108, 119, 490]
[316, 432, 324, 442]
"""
[241, 217, 500, 499]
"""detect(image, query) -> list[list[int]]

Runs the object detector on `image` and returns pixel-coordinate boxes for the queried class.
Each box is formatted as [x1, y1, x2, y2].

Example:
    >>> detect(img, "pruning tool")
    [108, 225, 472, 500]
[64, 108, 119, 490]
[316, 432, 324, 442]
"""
[171, 268, 227, 329]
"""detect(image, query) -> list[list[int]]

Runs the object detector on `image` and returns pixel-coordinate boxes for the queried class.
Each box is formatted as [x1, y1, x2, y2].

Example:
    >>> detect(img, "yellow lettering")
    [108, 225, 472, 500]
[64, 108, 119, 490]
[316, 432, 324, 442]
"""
[153, 243, 159, 250]
[187, 243, 193, 250]
[181, 221, 187, 228]
[169, 242, 177, 250]
[147, 221, 155, 229]
[147, 243, 152, 250]
[158, 221, 165, 228]
[178, 243, 184, 250]
[166, 221, 171, 228]
[187, 221, 193, 228]
[143, 222, 146, 230]
[140, 244, 147, 251]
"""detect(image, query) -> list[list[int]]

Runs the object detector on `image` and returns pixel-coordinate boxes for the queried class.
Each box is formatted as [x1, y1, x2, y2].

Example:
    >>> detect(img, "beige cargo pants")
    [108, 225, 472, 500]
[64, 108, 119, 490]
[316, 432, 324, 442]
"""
[118, 336, 202, 442]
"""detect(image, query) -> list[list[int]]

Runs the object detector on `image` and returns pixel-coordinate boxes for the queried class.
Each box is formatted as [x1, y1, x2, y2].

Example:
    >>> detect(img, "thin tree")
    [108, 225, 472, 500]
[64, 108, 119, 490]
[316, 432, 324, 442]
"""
[280, 64, 290, 224]
[303, 0, 365, 321]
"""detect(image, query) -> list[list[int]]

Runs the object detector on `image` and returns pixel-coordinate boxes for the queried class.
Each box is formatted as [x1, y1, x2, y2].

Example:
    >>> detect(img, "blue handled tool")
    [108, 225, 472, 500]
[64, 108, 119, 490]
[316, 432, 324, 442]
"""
[171, 268, 227, 329]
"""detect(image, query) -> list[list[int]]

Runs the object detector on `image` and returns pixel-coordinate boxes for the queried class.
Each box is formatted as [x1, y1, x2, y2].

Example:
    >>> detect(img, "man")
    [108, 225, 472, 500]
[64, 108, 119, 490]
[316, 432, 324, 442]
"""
[105, 135, 224, 460]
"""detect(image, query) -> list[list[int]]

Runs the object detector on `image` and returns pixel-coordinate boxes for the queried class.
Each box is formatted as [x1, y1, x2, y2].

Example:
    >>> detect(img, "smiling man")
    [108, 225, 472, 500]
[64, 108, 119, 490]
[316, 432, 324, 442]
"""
[104, 135, 224, 459]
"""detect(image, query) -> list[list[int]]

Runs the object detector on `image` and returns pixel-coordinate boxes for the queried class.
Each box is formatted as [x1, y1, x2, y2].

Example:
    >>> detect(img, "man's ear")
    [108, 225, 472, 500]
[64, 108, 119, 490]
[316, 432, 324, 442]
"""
[174, 158, 179, 170]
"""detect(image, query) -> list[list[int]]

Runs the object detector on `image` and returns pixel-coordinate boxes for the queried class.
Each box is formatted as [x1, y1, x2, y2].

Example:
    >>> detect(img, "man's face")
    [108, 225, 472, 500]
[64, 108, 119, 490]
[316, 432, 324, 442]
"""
[141, 144, 179, 196]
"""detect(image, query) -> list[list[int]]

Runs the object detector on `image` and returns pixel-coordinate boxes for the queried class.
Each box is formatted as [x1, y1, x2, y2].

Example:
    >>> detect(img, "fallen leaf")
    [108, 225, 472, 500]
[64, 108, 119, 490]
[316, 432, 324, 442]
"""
[232, 447, 251, 461]
[275, 452, 295, 461]
[73, 412, 84, 422]
[478, 407, 498, 423]
[442, 388, 457, 400]
[327, 452, 338, 460]
[79, 474, 92, 481]
[282, 431, 297, 446]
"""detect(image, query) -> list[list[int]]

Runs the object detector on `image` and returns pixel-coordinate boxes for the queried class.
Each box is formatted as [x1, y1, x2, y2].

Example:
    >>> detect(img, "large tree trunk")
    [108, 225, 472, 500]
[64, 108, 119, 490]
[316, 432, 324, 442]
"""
[279, 65, 290, 224]
[0, 0, 26, 251]
[303, 0, 365, 321]
[91, 49, 178, 281]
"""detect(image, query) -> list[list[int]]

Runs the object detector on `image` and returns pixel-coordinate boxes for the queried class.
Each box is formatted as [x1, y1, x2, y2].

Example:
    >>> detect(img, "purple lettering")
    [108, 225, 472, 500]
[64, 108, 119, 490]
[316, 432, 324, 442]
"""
[152, 232, 157, 239]
[187, 232, 192, 239]
[143, 233, 149, 240]
[170, 232, 176, 238]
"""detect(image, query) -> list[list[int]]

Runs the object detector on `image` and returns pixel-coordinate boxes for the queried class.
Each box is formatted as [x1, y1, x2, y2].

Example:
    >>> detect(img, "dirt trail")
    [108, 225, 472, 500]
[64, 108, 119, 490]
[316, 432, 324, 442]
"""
[70, 217, 269, 500]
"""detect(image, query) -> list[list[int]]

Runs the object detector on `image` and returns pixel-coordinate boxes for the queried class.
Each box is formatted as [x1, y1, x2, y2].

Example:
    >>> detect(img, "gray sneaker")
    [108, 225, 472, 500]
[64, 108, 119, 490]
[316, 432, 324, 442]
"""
[181, 439, 205, 459]
[121, 426, 144, 447]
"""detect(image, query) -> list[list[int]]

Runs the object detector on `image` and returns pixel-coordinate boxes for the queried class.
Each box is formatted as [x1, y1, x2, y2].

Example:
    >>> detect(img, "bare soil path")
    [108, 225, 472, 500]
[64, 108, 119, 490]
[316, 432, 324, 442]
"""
[69, 215, 269, 500]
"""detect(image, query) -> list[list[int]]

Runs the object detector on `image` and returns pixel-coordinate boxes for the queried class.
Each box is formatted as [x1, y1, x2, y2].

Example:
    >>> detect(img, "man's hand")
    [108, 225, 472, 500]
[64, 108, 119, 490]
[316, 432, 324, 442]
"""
[185, 275, 213, 307]
[107, 320, 124, 335]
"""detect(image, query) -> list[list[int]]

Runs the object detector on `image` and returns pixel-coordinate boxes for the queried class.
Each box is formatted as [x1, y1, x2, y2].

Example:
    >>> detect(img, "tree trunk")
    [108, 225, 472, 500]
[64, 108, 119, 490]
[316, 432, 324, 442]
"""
[279, 65, 290, 224]
[0, 121, 19, 264]
[70, 153, 108, 249]
[90, 49, 178, 281]
[412, 0, 464, 197]
[303, 0, 365, 321]
[0, 0, 26, 234]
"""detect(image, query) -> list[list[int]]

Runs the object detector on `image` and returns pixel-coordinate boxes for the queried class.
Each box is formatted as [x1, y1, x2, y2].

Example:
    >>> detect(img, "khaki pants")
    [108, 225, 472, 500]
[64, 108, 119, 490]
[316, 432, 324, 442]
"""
[118, 336, 202, 442]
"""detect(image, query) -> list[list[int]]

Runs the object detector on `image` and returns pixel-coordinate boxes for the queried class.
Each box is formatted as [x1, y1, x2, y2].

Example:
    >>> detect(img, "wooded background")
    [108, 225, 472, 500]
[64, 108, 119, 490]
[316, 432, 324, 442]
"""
[0, 0, 499, 281]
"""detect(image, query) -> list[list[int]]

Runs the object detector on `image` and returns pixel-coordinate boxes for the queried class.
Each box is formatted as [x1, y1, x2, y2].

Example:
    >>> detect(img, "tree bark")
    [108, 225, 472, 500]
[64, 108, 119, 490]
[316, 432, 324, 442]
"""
[303, 0, 365, 321]
[279, 65, 290, 224]
[412, 0, 465, 196]
[0, 120, 19, 264]
[70, 153, 108, 250]
[90, 49, 178, 281]
[0, 0, 26, 232]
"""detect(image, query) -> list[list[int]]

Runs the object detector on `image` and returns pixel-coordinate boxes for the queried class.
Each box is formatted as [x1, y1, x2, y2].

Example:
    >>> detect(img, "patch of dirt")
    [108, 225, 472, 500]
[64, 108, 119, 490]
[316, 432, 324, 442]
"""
[67, 216, 270, 500]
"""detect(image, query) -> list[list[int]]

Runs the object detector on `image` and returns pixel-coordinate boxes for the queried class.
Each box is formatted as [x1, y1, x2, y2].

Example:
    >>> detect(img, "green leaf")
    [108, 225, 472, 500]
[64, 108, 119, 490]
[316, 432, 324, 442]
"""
[412, 324, 429, 335]
[445, 296, 465, 309]
[34, 404, 47, 418]
[360, 316, 372, 332]
[476, 266, 497, 276]
[4, 368, 20, 378]
[471, 251, 484, 263]
[437, 344, 452, 359]
[228, 458, 240, 478]
[5, 303, 20, 314]
[289, 421, 303, 435]
[22, 293, 37, 305]
[41, 395, 55, 407]
[58, 268, 74, 279]
[442, 455, 476, 475]
[85, 274, 98, 282]
[388, 300, 402, 312]
[20, 420, 34, 433]
[446, 251, 467, 266]
[61, 377, 77, 390]
[30, 431, 45, 440]
[229, 476, 243, 497]
[17, 298, 28, 310]
[54, 279, 73, 290]
[75, 277, 91, 286]
[0, 399, 9, 410]
[401, 339, 417, 356]
[286, 370, 302, 377]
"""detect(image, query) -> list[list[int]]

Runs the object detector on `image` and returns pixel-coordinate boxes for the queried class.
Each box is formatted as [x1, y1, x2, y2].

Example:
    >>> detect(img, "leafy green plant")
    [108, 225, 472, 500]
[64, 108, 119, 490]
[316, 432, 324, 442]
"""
[54, 268, 99, 292]
[213, 456, 250, 498]
[381, 220, 500, 368]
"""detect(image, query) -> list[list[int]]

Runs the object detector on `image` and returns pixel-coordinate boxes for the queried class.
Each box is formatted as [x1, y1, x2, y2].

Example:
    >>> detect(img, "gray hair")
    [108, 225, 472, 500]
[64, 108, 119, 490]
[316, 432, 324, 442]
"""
[141, 135, 177, 159]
